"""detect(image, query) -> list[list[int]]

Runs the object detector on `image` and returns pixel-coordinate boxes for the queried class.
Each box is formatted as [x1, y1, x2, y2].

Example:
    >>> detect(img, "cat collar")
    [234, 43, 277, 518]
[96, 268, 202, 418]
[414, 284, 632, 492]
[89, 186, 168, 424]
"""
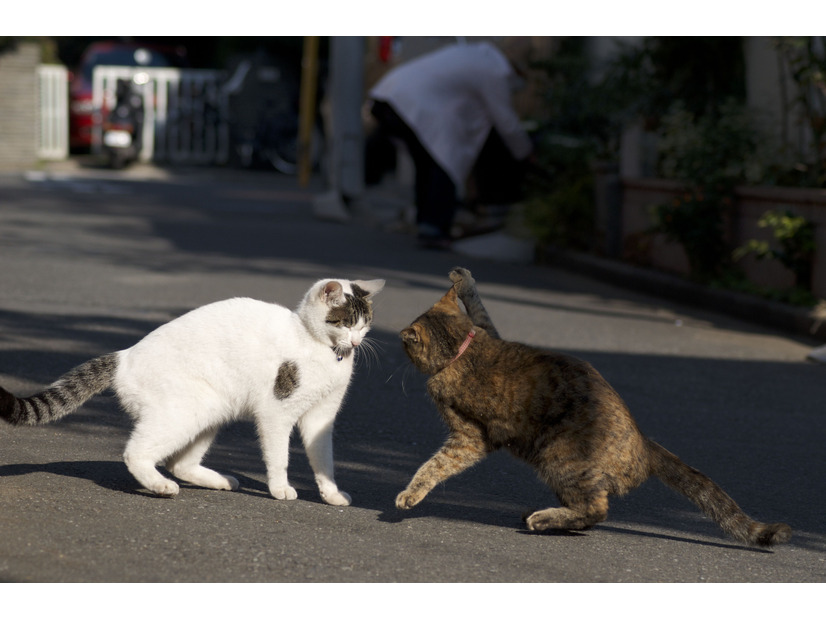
[449, 329, 476, 365]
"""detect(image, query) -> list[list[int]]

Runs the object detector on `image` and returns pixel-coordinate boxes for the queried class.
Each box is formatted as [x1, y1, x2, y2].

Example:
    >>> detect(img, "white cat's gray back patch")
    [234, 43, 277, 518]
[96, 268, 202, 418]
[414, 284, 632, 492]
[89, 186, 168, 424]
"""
[274, 361, 299, 400]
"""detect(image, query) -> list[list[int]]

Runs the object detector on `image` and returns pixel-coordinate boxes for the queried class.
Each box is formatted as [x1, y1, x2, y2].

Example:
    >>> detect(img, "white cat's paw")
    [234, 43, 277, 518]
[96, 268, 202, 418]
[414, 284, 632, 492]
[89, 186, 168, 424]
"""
[321, 490, 351, 507]
[223, 475, 240, 491]
[269, 484, 298, 500]
[152, 479, 180, 498]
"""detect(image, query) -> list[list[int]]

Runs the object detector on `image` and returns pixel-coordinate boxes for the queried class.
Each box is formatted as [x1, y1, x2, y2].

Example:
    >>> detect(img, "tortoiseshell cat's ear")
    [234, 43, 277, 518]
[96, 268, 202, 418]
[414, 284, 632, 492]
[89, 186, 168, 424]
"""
[400, 325, 419, 344]
[435, 285, 461, 312]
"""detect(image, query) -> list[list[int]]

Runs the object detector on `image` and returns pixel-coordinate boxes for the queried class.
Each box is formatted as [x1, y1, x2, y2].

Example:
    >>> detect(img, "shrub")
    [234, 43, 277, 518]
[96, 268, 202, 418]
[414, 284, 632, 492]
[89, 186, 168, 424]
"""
[734, 209, 816, 290]
[653, 100, 763, 280]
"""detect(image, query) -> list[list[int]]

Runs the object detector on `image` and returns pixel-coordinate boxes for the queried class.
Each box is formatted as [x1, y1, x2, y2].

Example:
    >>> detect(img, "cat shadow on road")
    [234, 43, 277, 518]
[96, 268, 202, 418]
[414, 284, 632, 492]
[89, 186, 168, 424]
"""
[587, 524, 773, 553]
[0, 460, 141, 495]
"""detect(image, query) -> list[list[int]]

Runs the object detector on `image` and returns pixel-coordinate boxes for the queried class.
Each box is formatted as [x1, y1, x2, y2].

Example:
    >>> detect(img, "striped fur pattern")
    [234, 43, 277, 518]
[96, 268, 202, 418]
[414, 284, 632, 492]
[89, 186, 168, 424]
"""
[0, 354, 117, 426]
[0, 278, 384, 504]
[397, 267, 791, 547]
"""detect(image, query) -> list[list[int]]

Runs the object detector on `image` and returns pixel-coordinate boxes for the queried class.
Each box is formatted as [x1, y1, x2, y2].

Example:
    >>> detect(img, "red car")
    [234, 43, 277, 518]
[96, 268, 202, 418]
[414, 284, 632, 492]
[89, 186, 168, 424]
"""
[69, 41, 188, 151]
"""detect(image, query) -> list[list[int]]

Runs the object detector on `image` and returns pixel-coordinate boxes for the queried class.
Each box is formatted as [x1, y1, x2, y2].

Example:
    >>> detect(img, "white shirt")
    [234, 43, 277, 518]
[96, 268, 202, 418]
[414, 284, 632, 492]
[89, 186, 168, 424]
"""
[369, 42, 533, 193]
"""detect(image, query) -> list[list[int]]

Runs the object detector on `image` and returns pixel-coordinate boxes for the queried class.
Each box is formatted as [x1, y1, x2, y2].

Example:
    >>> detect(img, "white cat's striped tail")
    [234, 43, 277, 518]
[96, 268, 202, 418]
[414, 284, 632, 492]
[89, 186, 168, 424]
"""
[0, 354, 118, 426]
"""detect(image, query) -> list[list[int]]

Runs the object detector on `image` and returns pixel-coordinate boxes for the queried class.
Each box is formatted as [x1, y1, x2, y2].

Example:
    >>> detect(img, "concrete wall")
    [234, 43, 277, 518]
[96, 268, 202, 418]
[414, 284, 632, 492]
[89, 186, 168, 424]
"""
[0, 42, 41, 170]
[621, 178, 826, 298]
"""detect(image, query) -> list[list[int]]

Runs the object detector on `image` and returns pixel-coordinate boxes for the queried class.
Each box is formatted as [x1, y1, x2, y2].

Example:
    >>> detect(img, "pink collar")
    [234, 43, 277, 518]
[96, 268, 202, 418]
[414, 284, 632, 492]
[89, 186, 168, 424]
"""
[449, 329, 476, 365]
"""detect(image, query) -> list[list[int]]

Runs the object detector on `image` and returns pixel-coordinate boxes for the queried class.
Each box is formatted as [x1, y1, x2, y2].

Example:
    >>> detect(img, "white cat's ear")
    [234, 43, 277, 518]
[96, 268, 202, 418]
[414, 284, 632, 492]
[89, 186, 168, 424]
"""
[352, 279, 385, 299]
[321, 281, 345, 306]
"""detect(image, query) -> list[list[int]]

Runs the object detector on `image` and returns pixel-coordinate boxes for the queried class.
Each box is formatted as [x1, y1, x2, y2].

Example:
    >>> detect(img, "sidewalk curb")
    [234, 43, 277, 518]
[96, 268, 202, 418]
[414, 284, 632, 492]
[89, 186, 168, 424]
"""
[542, 247, 826, 343]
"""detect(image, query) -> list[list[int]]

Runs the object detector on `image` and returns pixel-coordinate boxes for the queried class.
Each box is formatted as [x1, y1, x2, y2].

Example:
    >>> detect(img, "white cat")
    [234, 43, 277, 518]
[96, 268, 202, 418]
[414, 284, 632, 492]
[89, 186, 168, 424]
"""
[0, 277, 385, 505]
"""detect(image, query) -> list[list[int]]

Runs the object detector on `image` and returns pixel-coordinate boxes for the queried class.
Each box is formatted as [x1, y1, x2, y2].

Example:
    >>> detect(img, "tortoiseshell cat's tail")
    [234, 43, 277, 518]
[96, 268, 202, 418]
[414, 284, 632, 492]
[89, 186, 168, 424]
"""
[646, 438, 791, 547]
[0, 354, 117, 426]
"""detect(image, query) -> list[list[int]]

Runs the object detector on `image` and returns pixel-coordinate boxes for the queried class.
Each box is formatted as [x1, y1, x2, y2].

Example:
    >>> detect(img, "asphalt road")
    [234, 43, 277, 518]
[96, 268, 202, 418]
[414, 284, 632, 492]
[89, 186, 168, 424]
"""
[0, 163, 823, 585]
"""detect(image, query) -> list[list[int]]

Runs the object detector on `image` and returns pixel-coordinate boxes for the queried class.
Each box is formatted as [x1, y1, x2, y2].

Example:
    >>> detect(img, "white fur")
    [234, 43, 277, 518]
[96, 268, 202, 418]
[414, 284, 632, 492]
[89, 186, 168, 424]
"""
[113, 278, 384, 503]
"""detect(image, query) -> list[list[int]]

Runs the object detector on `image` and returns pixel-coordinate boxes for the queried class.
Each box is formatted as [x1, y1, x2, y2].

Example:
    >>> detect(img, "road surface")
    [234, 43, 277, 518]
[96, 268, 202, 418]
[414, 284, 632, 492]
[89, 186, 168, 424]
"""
[0, 164, 823, 587]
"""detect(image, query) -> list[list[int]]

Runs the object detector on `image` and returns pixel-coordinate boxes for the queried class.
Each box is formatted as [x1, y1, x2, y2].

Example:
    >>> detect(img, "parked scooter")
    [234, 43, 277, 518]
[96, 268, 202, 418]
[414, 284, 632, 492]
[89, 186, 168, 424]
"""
[102, 75, 145, 169]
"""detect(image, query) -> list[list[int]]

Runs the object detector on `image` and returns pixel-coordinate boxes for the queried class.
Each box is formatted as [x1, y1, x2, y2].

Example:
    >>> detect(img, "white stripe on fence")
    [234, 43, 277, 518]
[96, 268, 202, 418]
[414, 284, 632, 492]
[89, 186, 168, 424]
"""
[37, 65, 69, 160]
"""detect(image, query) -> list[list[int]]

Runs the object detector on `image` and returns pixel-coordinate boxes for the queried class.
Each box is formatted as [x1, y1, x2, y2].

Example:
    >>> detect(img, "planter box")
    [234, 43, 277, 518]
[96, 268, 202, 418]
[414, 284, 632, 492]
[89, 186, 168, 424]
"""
[621, 177, 826, 299]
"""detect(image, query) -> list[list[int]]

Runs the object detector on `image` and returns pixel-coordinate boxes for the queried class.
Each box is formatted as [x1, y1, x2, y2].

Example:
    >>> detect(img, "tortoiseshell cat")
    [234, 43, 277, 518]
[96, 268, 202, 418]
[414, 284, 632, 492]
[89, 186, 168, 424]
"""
[397, 268, 791, 547]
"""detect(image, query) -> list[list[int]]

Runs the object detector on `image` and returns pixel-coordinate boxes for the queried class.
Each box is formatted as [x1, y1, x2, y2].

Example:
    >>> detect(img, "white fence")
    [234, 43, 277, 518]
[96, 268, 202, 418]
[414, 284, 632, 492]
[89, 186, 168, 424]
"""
[37, 64, 69, 160]
[91, 66, 229, 165]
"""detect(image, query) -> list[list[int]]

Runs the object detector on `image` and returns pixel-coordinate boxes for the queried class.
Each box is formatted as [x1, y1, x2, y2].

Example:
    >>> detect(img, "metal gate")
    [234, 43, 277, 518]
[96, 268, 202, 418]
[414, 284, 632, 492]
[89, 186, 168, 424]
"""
[91, 66, 229, 164]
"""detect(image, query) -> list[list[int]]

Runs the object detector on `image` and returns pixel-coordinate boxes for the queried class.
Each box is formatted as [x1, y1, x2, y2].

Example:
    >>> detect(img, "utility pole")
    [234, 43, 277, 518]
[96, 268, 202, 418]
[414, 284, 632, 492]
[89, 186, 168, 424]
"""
[312, 36, 365, 221]
[298, 36, 320, 188]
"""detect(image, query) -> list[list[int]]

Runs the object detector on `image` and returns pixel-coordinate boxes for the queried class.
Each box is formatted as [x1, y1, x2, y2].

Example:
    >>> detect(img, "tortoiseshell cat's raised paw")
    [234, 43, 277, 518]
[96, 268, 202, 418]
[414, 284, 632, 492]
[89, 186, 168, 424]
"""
[448, 266, 476, 292]
[447, 267, 501, 339]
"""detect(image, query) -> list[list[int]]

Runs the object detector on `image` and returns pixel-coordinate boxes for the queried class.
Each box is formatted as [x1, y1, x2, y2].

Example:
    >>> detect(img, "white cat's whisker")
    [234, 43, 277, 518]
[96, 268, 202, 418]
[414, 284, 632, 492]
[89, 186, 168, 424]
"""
[387, 361, 416, 396]
[354, 340, 377, 370]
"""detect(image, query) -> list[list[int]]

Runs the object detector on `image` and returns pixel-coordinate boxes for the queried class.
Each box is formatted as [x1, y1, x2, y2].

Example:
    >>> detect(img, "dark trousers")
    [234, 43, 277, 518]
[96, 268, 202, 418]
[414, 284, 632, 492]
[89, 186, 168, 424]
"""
[370, 100, 458, 238]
